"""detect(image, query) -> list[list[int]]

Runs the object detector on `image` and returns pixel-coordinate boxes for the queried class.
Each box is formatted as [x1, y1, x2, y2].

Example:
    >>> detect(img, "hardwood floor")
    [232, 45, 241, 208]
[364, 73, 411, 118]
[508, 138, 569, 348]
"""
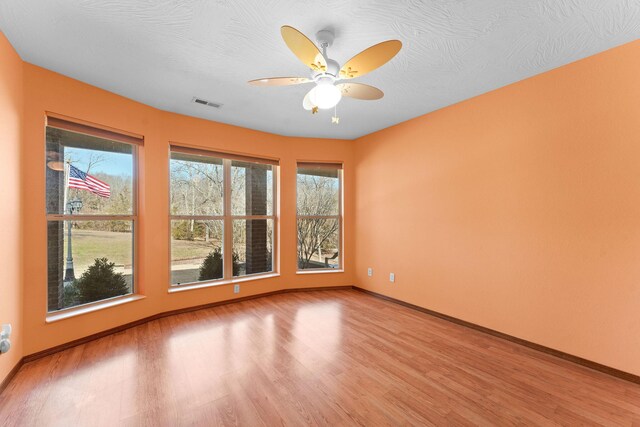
[1, 289, 639, 426]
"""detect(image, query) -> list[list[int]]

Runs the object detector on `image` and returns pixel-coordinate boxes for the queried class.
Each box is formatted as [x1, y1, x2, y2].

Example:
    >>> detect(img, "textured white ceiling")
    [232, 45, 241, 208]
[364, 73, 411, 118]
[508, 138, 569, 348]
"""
[1, 0, 640, 139]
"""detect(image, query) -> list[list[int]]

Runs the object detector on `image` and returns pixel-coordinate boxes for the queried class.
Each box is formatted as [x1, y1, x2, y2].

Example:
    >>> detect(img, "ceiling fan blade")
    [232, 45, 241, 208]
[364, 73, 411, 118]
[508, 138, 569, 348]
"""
[339, 40, 402, 79]
[337, 83, 384, 100]
[281, 25, 327, 72]
[248, 77, 312, 86]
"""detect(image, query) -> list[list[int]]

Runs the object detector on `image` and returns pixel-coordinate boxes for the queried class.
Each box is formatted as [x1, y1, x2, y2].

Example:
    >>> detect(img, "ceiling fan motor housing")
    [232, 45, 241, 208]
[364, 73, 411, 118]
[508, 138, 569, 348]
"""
[312, 28, 340, 81]
[312, 58, 340, 81]
[316, 29, 335, 48]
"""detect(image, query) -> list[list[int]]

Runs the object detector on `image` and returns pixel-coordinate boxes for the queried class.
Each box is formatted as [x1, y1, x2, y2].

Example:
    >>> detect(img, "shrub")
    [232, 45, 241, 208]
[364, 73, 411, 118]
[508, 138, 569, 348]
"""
[63, 282, 80, 308]
[172, 221, 194, 241]
[198, 249, 241, 281]
[75, 257, 129, 304]
[198, 248, 223, 280]
[171, 221, 209, 241]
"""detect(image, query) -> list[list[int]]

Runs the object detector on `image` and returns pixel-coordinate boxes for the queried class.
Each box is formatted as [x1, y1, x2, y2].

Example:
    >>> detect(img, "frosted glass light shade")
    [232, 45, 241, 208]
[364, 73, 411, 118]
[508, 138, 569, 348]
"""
[309, 83, 342, 109]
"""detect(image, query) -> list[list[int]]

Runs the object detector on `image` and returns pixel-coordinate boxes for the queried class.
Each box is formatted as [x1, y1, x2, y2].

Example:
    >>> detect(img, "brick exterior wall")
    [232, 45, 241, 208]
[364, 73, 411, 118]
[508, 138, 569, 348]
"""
[245, 165, 268, 274]
[46, 135, 64, 311]
[47, 221, 64, 311]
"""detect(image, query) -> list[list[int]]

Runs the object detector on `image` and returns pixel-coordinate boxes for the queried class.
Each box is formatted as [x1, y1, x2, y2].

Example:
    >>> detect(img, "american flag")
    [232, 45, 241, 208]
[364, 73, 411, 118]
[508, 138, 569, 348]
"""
[68, 164, 111, 198]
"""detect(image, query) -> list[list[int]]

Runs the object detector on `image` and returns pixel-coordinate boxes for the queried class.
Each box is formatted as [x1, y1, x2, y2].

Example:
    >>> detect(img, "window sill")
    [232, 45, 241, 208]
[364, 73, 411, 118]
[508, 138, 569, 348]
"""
[168, 273, 280, 293]
[296, 269, 344, 275]
[46, 294, 146, 323]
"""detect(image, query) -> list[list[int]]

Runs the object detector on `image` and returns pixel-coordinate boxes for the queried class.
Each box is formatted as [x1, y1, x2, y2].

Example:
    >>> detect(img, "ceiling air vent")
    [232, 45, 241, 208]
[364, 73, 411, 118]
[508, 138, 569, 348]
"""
[192, 97, 222, 109]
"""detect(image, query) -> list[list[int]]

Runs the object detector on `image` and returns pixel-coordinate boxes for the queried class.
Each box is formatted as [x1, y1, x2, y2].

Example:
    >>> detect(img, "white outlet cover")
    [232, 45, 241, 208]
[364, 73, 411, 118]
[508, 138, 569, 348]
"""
[1, 323, 11, 338]
[367, 268, 373, 277]
[234, 284, 240, 294]
[390, 273, 395, 283]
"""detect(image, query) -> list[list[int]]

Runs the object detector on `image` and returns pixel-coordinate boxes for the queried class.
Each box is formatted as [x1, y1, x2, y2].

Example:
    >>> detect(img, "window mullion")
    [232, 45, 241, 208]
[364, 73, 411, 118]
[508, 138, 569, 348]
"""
[229, 215, 274, 220]
[170, 215, 224, 221]
[47, 215, 136, 221]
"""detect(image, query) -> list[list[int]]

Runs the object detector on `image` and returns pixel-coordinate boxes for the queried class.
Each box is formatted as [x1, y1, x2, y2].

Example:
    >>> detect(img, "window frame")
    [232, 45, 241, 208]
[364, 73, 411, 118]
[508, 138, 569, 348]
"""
[44, 116, 141, 314]
[296, 162, 343, 272]
[169, 145, 279, 287]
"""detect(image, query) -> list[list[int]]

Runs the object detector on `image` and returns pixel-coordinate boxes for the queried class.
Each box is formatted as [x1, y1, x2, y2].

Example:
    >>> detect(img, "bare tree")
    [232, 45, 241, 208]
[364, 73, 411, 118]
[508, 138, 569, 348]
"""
[85, 153, 106, 174]
[170, 160, 224, 241]
[297, 173, 339, 268]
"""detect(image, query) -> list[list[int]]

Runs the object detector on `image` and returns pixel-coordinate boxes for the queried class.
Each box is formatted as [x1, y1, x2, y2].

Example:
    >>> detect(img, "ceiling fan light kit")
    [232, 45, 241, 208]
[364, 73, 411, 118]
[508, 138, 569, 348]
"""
[309, 82, 342, 109]
[249, 25, 402, 124]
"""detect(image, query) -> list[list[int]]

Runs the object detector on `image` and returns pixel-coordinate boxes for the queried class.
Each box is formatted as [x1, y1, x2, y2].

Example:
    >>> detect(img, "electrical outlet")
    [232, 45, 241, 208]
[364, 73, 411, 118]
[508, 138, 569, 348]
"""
[0, 323, 11, 354]
[1, 324, 11, 337]
[233, 284, 240, 294]
[389, 273, 395, 283]
[367, 268, 373, 277]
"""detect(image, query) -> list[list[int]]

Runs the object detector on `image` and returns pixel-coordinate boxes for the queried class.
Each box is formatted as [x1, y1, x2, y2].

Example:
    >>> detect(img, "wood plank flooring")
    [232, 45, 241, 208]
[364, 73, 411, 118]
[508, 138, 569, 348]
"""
[1, 289, 639, 426]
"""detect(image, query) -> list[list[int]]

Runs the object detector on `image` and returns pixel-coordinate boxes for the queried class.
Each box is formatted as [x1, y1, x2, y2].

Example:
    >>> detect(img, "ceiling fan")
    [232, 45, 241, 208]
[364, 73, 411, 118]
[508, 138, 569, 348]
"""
[249, 26, 402, 116]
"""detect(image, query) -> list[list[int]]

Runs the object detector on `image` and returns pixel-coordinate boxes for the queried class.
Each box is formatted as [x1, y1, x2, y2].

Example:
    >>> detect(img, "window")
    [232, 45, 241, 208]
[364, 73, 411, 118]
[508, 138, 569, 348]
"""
[170, 146, 277, 286]
[45, 117, 139, 312]
[297, 163, 342, 270]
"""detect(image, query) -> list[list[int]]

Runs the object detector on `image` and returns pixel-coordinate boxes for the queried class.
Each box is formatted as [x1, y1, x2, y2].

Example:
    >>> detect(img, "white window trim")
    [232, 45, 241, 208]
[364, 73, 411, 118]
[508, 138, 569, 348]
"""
[46, 294, 146, 323]
[168, 273, 281, 294]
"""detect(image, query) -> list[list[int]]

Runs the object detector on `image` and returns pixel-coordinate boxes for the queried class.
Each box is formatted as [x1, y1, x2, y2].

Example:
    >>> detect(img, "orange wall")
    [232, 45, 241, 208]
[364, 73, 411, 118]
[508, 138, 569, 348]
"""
[5, 32, 640, 381]
[21, 63, 355, 356]
[0, 32, 23, 382]
[354, 40, 640, 376]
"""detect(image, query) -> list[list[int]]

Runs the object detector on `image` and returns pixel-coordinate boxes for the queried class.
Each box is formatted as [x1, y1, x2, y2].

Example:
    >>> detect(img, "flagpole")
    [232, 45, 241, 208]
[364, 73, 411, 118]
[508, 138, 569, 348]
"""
[63, 161, 75, 284]
[63, 160, 70, 215]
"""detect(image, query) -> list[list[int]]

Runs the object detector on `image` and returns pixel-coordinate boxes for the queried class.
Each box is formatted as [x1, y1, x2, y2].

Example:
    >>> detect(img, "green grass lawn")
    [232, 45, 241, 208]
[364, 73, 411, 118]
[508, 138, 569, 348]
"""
[67, 230, 132, 272]
[171, 237, 221, 262]
[69, 229, 219, 272]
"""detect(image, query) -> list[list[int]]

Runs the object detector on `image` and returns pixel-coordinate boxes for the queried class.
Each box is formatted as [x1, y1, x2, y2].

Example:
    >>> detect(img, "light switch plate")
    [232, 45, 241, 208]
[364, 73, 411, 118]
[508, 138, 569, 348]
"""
[389, 273, 395, 283]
